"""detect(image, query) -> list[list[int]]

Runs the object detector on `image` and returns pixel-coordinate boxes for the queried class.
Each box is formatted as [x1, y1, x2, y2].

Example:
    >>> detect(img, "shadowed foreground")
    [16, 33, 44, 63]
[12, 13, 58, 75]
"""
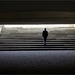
[0, 51, 75, 74]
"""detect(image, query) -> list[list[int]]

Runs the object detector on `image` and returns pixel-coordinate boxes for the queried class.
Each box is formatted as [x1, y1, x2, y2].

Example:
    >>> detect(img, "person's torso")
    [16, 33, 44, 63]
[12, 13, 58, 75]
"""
[43, 31, 48, 37]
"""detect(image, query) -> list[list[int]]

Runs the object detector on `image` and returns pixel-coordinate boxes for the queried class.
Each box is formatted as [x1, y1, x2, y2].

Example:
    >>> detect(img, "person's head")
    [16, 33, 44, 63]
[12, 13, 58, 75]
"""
[44, 28, 46, 31]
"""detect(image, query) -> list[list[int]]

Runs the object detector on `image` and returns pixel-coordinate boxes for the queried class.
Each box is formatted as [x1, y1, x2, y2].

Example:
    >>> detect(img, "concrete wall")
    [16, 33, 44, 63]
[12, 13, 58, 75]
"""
[1, 11, 75, 24]
[0, 1, 75, 24]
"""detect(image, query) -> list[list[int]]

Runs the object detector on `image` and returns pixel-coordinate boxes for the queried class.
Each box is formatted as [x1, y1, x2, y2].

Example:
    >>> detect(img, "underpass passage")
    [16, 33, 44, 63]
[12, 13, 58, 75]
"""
[0, 27, 75, 51]
[0, 26, 75, 74]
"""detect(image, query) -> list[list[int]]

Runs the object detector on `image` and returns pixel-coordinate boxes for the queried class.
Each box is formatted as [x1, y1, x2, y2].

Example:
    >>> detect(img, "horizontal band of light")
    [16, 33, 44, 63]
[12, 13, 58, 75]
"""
[4, 24, 74, 28]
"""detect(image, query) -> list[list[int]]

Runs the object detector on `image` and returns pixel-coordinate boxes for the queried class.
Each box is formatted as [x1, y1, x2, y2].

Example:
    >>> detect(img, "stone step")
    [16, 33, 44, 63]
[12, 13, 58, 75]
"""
[0, 39, 75, 51]
[1, 39, 75, 42]
[1, 38, 75, 40]
[0, 43, 75, 46]
[1, 42, 75, 44]
[0, 48, 75, 51]
[0, 44, 74, 46]
[1, 46, 75, 48]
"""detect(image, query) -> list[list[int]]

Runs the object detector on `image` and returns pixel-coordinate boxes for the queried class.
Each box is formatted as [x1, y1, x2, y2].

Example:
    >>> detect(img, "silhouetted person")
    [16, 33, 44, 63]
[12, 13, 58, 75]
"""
[42, 28, 48, 45]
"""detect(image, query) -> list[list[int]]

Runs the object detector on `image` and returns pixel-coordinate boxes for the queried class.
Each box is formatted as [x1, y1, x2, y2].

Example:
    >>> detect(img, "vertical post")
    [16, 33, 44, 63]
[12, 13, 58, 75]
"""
[0, 25, 4, 35]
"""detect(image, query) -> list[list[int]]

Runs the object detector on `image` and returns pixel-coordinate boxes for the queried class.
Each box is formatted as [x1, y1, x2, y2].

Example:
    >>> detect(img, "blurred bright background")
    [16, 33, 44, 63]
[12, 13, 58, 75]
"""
[4, 24, 75, 28]
[0, 24, 75, 39]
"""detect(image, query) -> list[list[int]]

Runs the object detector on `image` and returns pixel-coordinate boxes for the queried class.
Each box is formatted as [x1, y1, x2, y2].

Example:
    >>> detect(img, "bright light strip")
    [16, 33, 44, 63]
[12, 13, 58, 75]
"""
[4, 24, 73, 28]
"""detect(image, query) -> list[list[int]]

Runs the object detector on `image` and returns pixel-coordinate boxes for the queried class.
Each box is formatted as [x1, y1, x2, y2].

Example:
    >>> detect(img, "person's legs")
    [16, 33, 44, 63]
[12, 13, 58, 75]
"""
[44, 38, 46, 45]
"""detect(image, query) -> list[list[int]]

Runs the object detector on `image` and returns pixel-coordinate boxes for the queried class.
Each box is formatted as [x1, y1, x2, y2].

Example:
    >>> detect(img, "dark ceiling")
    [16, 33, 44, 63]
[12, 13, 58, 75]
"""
[0, 1, 75, 12]
[0, 1, 75, 24]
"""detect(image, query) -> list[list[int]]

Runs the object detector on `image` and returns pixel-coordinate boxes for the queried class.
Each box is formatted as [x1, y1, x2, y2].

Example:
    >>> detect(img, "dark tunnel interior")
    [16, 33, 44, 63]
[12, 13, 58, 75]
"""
[0, 1, 75, 74]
